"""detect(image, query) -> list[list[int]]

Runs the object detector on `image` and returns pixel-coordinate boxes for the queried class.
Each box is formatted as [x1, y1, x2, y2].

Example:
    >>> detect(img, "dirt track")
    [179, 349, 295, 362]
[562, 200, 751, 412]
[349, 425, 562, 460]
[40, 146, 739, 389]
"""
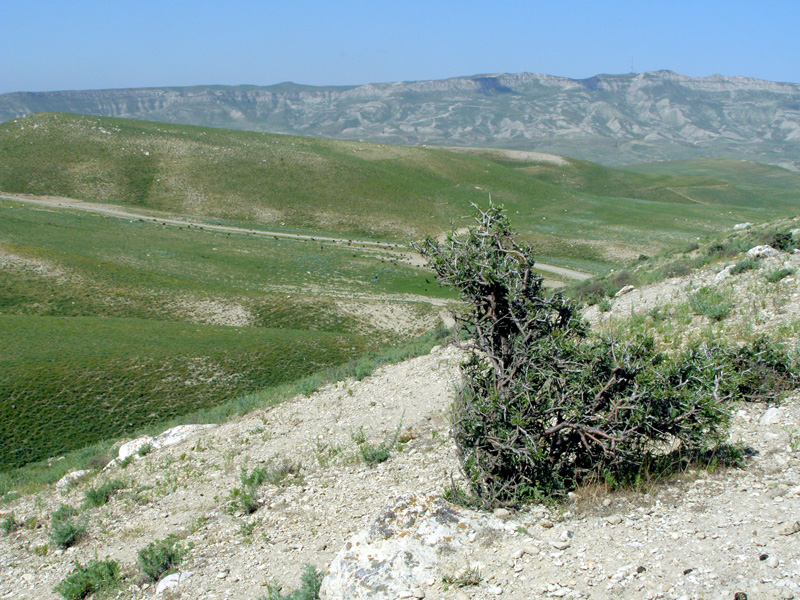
[0, 193, 591, 281]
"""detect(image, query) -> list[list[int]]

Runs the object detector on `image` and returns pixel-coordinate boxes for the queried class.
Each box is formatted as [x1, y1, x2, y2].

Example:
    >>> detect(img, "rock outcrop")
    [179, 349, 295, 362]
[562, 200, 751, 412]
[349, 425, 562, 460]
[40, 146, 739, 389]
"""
[3, 70, 800, 168]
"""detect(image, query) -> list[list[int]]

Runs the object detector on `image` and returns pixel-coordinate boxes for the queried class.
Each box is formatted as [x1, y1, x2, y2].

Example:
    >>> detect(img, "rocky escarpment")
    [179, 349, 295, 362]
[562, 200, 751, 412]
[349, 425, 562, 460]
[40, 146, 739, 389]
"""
[2, 70, 800, 168]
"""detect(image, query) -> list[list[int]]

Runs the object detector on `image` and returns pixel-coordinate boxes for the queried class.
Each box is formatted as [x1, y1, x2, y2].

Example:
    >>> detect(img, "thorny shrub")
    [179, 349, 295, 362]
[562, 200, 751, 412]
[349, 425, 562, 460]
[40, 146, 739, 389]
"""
[414, 204, 798, 506]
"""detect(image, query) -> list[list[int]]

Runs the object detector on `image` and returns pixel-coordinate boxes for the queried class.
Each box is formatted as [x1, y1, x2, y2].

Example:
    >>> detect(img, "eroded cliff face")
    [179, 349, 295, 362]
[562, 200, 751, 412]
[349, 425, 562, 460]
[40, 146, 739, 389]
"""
[3, 70, 800, 167]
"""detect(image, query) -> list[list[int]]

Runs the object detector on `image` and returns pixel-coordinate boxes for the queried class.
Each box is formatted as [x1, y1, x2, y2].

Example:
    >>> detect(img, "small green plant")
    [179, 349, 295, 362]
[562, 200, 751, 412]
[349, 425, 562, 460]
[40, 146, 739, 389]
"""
[239, 519, 259, 539]
[1, 513, 16, 535]
[414, 204, 749, 506]
[53, 559, 120, 600]
[786, 428, 800, 452]
[137, 443, 153, 457]
[359, 443, 391, 465]
[355, 422, 403, 466]
[83, 479, 126, 509]
[50, 504, 85, 549]
[118, 455, 134, 469]
[443, 479, 480, 509]
[229, 460, 300, 514]
[261, 564, 323, 600]
[730, 257, 759, 275]
[689, 286, 730, 321]
[765, 267, 795, 283]
[138, 534, 188, 581]
[34, 543, 49, 556]
[442, 565, 482, 591]
[597, 298, 612, 312]
[349, 426, 366, 446]
[760, 230, 795, 252]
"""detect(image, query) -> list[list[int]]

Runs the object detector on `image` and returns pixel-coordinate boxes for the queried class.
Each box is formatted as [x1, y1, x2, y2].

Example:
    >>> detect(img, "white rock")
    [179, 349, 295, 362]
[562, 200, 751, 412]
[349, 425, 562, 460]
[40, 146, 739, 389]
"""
[614, 285, 636, 297]
[777, 521, 800, 536]
[153, 424, 215, 448]
[55, 470, 91, 494]
[487, 586, 503, 595]
[116, 437, 153, 462]
[767, 555, 779, 568]
[320, 494, 507, 600]
[747, 245, 779, 258]
[734, 223, 753, 230]
[760, 408, 784, 426]
[714, 265, 734, 281]
[156, 572, 193, 595]
[107, 424, 215, 468]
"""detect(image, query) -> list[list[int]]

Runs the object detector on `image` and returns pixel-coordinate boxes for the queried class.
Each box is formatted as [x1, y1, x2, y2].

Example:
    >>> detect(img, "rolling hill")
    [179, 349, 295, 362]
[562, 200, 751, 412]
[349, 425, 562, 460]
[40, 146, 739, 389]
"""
[3, 113, 799, 271]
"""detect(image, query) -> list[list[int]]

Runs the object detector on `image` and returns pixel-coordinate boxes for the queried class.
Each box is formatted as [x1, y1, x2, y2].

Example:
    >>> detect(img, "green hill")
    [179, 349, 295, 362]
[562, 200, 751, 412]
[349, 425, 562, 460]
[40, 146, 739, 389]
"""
[0, 197, 449, 471]
[3, 113, 799, 271]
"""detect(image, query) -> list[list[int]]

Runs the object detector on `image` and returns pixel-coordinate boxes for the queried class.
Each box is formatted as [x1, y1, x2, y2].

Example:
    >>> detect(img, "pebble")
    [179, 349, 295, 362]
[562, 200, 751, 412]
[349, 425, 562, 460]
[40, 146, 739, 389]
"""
[487, 586, 503, 595]
[607, 515, 623, 525]
[767, 556, 779, 568]
[760, 408, 784, 426]
[780, 588, 794, 599]
[494, 508, 510, 518]
[777, 521, 800, 536]
[539, 519, 554, 528]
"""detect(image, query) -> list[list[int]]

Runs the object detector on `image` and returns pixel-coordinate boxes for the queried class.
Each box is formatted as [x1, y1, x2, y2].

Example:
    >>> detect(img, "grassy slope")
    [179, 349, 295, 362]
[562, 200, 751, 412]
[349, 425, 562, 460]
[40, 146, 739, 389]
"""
[3, 114, 799, 270]
[621, 158, 800, 208]
[0, 199, 450, 471]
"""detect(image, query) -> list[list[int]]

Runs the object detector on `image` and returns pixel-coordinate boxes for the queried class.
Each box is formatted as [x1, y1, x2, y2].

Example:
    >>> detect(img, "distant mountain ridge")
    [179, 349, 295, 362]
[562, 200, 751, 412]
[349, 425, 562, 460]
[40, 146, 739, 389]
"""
[2, 70, 800, 168]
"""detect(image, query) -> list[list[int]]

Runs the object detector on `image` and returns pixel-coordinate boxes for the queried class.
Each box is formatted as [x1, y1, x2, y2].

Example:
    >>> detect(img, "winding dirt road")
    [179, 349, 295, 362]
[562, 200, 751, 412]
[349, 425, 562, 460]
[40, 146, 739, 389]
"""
[0, 193, 591, 281]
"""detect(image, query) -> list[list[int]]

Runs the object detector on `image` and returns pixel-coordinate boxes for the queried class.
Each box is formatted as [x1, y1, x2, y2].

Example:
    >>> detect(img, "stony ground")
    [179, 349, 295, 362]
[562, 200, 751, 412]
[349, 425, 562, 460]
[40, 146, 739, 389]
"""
[2, 250, 800, 600]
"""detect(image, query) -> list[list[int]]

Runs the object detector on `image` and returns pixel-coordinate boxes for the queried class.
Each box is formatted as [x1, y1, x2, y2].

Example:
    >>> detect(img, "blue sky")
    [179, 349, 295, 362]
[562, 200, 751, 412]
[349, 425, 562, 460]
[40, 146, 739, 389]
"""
[2, 0, 799, 94]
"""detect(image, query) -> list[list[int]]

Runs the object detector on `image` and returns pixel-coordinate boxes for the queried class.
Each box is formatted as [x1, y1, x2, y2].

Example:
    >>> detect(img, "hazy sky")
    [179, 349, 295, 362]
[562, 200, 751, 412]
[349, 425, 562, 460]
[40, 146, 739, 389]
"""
[3, 0, 799, 94]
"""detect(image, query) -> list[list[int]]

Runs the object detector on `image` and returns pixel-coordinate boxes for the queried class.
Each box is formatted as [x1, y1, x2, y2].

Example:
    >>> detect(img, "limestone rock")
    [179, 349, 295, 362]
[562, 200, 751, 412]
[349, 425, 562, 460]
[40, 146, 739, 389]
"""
[614, 285, 636, 297]
[777, 521, 800, 536]
[156, 571, 193, 595]
[55, 470, 91, 494]
[714, 265, 734, 281]
[760, 407, 784, 426]
[106, 424, 215, 468]
[320, 494, 509, 600]
[747, 245, 779, 258]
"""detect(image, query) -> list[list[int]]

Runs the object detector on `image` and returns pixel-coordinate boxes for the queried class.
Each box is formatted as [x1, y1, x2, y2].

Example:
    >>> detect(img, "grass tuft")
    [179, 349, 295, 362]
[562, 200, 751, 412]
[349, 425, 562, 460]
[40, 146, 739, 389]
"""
[262, 564, 324, 600]
[138, 534, 188, 581]
[83, 479, 126, 509]
[53, 559, 120, 600]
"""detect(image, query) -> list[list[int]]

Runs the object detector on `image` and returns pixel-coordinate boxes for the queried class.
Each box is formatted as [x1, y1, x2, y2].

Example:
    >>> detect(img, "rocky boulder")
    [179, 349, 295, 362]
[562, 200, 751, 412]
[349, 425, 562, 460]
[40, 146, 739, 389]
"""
[320, 494, 515, 600]
[106, 424, 215, 468]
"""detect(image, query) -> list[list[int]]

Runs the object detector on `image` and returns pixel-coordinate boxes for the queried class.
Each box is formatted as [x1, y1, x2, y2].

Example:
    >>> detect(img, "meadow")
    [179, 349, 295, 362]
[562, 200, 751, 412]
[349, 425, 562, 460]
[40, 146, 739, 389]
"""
[0, 198, 450, 471]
